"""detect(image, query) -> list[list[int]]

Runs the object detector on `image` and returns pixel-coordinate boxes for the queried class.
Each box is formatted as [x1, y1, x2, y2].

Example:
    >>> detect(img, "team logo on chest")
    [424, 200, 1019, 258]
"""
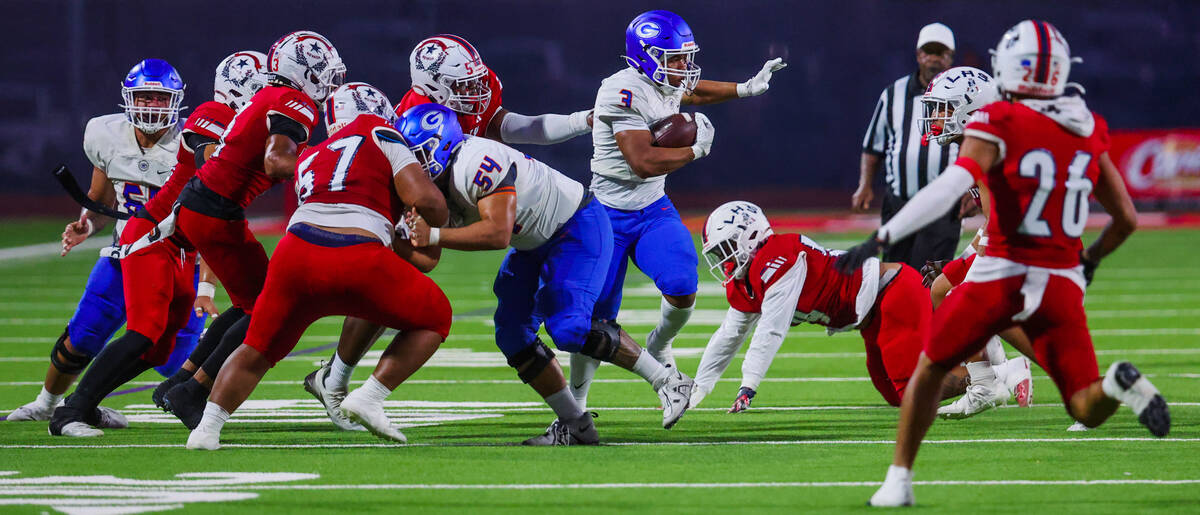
[137, 159, 150, 172]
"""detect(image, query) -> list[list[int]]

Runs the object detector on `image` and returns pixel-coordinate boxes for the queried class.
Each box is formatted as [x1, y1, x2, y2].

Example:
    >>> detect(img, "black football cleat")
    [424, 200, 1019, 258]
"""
[1105, 361, 1170, 437]
[163, 380, 208, 430]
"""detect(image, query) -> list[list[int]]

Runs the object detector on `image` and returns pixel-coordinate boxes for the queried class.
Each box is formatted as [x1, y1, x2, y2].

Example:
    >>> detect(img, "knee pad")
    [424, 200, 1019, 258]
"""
[50, 327, 92, 375]
[581, 318, 621, 363]
[506, 338, 555, 384]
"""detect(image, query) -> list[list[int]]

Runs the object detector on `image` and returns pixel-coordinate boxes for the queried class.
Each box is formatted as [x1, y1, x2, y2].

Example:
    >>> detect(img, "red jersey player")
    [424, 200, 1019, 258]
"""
[146, 31, 346, 428]
[836, 21, 1168, 507]
[692, 201, 969, 412]
[188, 82, 451, 450]
[310, 33, 598, 429]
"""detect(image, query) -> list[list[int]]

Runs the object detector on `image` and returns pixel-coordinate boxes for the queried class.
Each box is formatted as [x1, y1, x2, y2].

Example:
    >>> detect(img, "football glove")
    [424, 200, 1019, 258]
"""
[1080, 251, 1100, 286]
[728, 387, 756, 414]
[737, 58, 787, 97]
[835, 231, 886, 274]
[920, 259, 949, 287]
[691, 112, 715, 160]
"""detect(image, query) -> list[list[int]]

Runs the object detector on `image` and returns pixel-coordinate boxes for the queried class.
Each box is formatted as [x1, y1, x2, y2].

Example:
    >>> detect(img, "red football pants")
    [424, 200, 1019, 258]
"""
[243, 231, 453, 365]
[926, 273, 1098, 404]
[174, 206, 268, 312]
[119, 216, 197, 366]
[859, 265, 928, 406]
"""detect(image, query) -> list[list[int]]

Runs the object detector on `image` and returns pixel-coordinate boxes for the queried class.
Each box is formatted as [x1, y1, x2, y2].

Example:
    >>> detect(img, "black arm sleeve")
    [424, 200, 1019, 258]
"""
[267, 114, 309, 144]
[183, 132, 219, 170]
[193, 143, 215, 170]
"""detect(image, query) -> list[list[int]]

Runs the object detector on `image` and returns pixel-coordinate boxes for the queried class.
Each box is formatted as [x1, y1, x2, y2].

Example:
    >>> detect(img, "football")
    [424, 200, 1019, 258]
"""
[650, 113, 698, 147]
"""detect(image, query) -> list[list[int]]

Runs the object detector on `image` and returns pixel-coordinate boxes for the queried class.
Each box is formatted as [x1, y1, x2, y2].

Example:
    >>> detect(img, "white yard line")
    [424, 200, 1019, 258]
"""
[0, 239, 106, 262]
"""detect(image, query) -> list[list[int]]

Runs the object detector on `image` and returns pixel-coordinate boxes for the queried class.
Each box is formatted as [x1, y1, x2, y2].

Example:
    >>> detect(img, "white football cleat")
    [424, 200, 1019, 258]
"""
[868, 466, 914, 507]
[522, 412, 599, 446]
[1001, 357, 1033, 408]
[341, 389, 406, 443]
[1102, 361, 1170, 437]
[186, 428, 221, 450]
[6, 400, 59, 421]
[655, 365, 694, 429]
[937, 380, 1008, 419]
[1066, 421, 1091, 432]
[303, 364, 365, 431]
[52, 421, 104, 438]
[94, 406, 128, 429]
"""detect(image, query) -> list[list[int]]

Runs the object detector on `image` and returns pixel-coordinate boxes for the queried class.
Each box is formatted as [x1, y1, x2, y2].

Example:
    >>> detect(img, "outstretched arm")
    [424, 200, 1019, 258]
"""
[682, 58, 786, 106]
[486, 108, 593, 145]
[740, 256, 807, 391]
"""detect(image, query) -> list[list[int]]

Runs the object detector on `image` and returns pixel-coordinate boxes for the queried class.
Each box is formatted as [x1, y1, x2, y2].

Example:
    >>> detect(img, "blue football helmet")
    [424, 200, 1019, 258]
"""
[624, 10, 701, 92]
[120, 58, 185, 133]
[395, 103, 464, 179]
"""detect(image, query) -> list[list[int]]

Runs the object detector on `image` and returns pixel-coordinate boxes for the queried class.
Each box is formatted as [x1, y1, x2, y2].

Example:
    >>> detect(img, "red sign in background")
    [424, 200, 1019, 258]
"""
[1109, 129, 1200, 199]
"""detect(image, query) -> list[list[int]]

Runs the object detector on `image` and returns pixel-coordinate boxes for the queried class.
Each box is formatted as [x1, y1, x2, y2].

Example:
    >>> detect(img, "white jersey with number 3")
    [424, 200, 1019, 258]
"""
[446, 136, 585, 251]
[82, 113, 181, 237]
[590, 67, 683, 211]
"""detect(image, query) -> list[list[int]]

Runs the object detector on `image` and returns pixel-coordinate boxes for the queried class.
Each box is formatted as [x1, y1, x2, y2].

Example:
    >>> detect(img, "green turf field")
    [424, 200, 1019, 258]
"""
[0, 221, 1197, 514]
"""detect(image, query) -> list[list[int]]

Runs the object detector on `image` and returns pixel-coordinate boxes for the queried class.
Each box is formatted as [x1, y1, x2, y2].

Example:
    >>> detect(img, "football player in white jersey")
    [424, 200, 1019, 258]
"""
[7, 59, 209, 429]
[397, 104, 695, 443]
[572, 9, 787, 410]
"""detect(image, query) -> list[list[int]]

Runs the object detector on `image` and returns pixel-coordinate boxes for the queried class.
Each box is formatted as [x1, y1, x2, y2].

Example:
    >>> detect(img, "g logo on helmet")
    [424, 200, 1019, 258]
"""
[421, 111, 444, 130]
[635, 22, 661, 39]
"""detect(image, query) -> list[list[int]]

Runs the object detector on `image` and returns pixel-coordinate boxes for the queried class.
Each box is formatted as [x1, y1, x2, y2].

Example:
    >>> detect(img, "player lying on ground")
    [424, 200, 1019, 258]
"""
[835, 20, 1170, 507]
[11, 58, 196, 432]
[691, 201, 970, 412]
[46, 53, 266, 437]
[394, 103, 693, 443]
[915, 66, 1035, 419]
[572, 9, 786, 411]
[310, 33, 598, 430]
[134, 31, 346, 430]
[187, 83, 452, 450]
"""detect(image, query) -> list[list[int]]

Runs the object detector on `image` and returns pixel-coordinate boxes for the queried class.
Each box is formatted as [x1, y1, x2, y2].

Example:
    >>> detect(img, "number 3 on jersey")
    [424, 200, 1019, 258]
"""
[296, 135, 364, 202]
[1017, 150, 1093, 239]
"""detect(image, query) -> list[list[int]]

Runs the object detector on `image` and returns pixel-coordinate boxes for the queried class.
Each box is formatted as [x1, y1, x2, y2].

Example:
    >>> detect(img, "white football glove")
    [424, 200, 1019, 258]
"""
[737, 58, 787, 98]
[690, 112, 715, 160]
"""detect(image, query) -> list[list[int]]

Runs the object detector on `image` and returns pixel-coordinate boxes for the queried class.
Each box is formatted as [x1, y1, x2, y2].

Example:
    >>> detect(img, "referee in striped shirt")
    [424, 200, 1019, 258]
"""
[853, 23, 965, 269]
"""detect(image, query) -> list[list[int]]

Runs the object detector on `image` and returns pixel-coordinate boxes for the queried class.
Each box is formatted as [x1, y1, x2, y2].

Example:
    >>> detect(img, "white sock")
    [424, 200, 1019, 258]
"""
[984, 336, 1006, 366]
[358, 375, 393, 405]
[325, 353, 355, 393]
[646, 298, 693, 366]
[884, 464, 913, 484]
[966, 361, 997, 386]
[37, 387, 63, 408]
[569, 353, 601, 411]
[631, 350, 672, 389]
[196, 402, 230, 433]
[544, 386, 585, 421]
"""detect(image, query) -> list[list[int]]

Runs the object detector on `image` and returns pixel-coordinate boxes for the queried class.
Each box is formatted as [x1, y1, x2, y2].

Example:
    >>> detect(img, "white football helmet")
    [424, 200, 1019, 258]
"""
[324, 82, 394, 135]
[702, 201, 773, 285]
[267, 31, 346, 104]
[409, 35, 491, 115]
[991, 20, 1077, 98]
[214, 51, 268, 111]
[919, 66, 999, 145]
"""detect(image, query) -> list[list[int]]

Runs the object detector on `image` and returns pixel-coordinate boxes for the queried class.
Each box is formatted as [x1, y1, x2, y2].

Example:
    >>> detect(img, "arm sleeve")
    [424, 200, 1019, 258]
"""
[498, 110, 591, 145]
[861, 90, 888, 155]
[693, 307, 761, 393]
[374, 127, 420, 175]
[266, 114, 309, 144]
[741, 256, 807, 391]
[182, 132, 218, 155]
[877, 165, 975, 244]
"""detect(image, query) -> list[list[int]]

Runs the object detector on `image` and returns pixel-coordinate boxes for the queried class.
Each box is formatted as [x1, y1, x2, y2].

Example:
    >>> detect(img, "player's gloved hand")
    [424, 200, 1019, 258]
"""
[920, 259, 949, 287]
[61, 212, 94, 257]
[728, 387, 756, 414]
[737, 58, 787, 97]
[691, 112, 715, 160]
[835, 231, 887, 274]
[1080, 250, 1100, 286]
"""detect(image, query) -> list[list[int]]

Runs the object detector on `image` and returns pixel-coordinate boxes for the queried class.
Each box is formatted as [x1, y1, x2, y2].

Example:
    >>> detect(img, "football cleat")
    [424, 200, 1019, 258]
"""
[186, 429, 221, 451]
[1067, 421, 1091, 432]
[5, 399, 59, 421]
[1102, 361, 1170, 437]
[655, 365, 694, 429]
[152, 374, 187, 411]
[937, 380, 1008, 419]
[868, 470, 915, 507]
[94, 406, 128, 429]
[522, 412, 599, 446]
[163, 381, 207, 430]
[52, 421, 104, 438]
[728, 387, 756, 414]
[303, 364, 365, 432]
[1002, 357, 1033, 408]
[341, 389, 406, 443]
